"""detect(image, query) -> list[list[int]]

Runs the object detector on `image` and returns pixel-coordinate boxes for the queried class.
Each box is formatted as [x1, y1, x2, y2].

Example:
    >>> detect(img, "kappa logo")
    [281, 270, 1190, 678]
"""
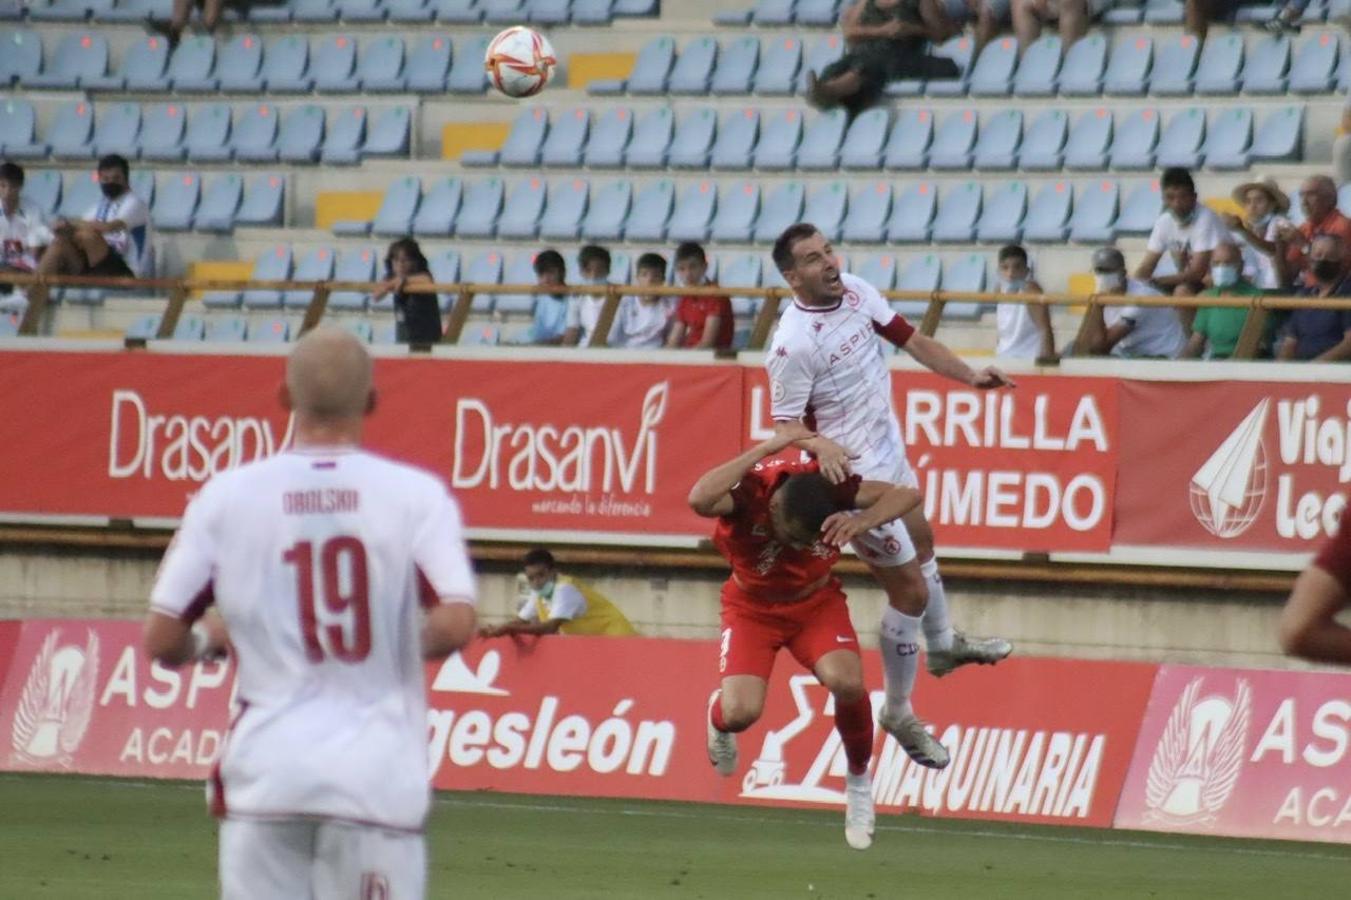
[740, 674, 853, 805]
[10, 629, 100, 767]
[1190, 399, 1270, 539]
[430, 650, 510, 696]
[1144, 676, 1251, 827]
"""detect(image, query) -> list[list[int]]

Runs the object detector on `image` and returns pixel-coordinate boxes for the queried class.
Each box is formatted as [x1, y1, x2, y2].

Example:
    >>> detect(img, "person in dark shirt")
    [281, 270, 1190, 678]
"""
[1275, 234, 1351, 362]
[374, 238, 439, 345]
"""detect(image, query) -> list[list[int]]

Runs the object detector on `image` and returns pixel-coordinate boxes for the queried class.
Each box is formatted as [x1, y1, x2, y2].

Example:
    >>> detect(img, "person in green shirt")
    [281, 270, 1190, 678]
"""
[1182, 242, 1268, 360]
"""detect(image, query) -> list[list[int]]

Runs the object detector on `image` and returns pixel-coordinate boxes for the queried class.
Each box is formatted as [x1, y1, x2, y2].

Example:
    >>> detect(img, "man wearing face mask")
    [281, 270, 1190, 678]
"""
[1133, 168, 1225, 328]
[1182, 243, 1268, 360]
[1276, 175, 1351, 289]
[36, 154, 153, 283]
[993, 244, 1054, 361]
[1275, 235, 1351, 361]
[562, 244, 614, 347]
[1078, 247, 1187, 359]
[480, 548, 637, 638]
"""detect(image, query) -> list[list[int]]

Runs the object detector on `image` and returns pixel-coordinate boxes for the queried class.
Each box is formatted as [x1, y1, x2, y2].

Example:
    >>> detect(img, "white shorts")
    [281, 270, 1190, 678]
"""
[849, 453, 920, 568]
[220, 818, 426, 900]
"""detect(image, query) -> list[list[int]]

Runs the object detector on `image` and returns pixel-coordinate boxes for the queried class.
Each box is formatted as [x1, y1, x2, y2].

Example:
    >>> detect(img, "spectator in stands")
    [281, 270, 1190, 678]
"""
[1336, 95, 1351, 186]
[1264, 0, 1310, 34]
[36, 155, 153, 286]
[151, 0, 224, 51]
[563, 244, 613, 347]
[1182, 243, 1268, 360]
[807, 0, 961, 114]
[522, 249, 572, 346]
[1010, 0, 1104, 52]
[1221, 176, 1292, 292]
[1275, 235, 1351, 361]
[373, 238, 438, 345]
[613, 253, 674, 349]
[928, 1, 1012, 58]
[667, 242, 734, 350]
[480, 548, 637, 638]
[0, 162, 53, 317]
[993, 244, 1054, 360]
[1276, 175, 1351, 289]
[1134, 167, 1224, 328]
[1078, 247, 1186, 359]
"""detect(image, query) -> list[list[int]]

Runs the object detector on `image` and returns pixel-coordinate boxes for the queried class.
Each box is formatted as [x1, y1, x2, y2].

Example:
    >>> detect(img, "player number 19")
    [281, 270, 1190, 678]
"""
[282, 536, 372, 663]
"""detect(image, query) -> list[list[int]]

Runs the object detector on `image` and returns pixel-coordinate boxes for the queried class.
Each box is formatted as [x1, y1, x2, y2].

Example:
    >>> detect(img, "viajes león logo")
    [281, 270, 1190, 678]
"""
[1189, 399, 1270, 539]
[10, 629, 100, 767]
[1144, 677, 1251, 827]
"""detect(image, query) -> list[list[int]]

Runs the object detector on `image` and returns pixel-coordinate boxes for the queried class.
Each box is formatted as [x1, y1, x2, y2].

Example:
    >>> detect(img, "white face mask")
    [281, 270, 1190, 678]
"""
[999, 278, 1026, 294]
[1211, 264, 1239, 288]
[1094, 273, 1125, 294]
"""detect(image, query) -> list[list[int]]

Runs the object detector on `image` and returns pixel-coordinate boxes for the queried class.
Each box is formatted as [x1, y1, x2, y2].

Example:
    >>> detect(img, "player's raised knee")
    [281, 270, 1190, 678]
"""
[719, 696, 762, 732]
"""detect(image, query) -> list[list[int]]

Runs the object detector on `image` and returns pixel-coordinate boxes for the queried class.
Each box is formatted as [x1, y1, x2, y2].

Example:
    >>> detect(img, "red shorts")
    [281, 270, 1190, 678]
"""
[718, 578, 860, 680]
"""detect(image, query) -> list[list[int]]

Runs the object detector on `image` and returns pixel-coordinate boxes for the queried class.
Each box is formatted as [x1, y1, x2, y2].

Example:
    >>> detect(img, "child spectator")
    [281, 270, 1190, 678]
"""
[373, 238, 437, 345]
[993, 245, 1054, 360]
[524, 249, 571, 346]
[667, 242, 733, 350]
[613, 253, 673, 349]
[563, 244, 613, 347]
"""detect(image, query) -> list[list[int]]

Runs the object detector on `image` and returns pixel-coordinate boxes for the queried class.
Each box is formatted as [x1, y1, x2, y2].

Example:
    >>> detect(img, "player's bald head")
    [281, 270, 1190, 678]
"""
[285, 325, 373, 421]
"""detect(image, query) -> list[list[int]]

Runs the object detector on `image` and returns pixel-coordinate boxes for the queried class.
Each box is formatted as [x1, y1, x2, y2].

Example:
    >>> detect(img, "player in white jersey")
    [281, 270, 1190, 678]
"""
[145, 326, 478, 900]
[766, 224, 1014, 769]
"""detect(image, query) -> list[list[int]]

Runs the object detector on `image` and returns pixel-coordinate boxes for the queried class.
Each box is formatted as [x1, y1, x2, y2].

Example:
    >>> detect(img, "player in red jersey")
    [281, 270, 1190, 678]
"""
[688, 423, 924, 851]
[1280, 519, 1351, 665]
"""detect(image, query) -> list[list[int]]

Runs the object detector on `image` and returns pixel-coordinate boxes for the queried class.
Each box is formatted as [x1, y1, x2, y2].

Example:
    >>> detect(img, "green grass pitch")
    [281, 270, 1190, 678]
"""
[3, 773, 1348, 899]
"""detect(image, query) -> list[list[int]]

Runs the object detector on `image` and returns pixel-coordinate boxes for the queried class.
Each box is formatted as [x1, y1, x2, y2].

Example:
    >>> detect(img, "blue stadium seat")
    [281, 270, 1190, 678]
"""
[895, 254, 941, 317]
[843, 181, 891, 242]
[205, 245, 287, 309]
[1201, 107, 1254, 169]
[667, 179, 719, 242]
[341, 319, 375, 344]
[1150, 33, 1199, 95]
[581, 180, 632, 240]
[31, 0, 100, 21]
[116, 34, 172, 91]
[99, 0, 165, 21]
[1290, 31, 1340, 92]
[1250, 105, 1303, 163]
[887, 181, 937, 242]
[803, 180, 848, 241]
[322, 107, 367, 166]
[216, 34, 264, 92]
[0, 98, 44, 158]
[1195, 33, 1244, 95]
[1023, 180, 1074, 243]
[795, 0, 840, 25]
[248, 318, 290, 343]
[797, 108, 848, 170]
[1020, 109, 1068, 171]
[932, 181, 982, 243]
[232, 104, 281, 163]
[131, 169, 155, 207]
[426, 248, 461, 313]
[711, 180, 760, 242]
[930, 109, 978, 170]
[624, 107, 674, 168]
[752, 109, 804, 170]
[711, 36, 758, 95]
[294, 0, 342, 18]
[613, 0, 658, 14]
[433, 0, 481, 22]
[1059, 32, 1107, 95]
[1143, 0, 1184, 24]
[614, 36, 675, 95]
[753, 0, 795, 24]
[529, 0, 572, 23]
[329, 247, 378, 311]
[1064, 107, 1112, 170]
[799, 33, 845, 92]
[583, 107, 634, 168]
[667, 109, 717, 169]
[261, 35, 312, 92]
[669, 36, 718, 94]
[237, 173, 285, 227]
[204, 316, 248, 341]
[0, 28, 41, 87]
[29, 31, 107, 89]
[184, 103, 232, 162]
[938, 255, 987, 319]
[313, 34, 358, 92]
[1154, 107, 1207, 168]
[539, 177, 589, 240]
[541, 107, 590, 167]
[455, 177, 506, 238]
[1109, 108, 1161, 170]
[755, 36, 802, 95]
[1068, 179, 1119, 243]
[276, 105, 324, 163]
[623, 179, 676, 241]
[489, 107, 549, 167]
[91, 102, 141, 158]
[492, 253, 540, 317]
[926, 35, 975, 97]
[172, 314, 205, 341]
[194, 173, 243, 232]
[969, 36, 1019, 97]
[166, 35, 215, 91]
[975, 181, 1027, 243]
[411, 176, 462, 236]
[59, 170, 101, 219]
[337, 174, 415, 236]
[337, 0, 387, 20]
[361, 107, 410, 158]
[21, 169, 61, 217]
[711, 108, 760, 170]
[1243, 34, 1292, 94]
[973, 110, 1022, 171]
[152, 172, 199, 232]
[386, 0, 433, 21]
[482, 0, 526, 24]
[47, 101, 95, 160]
[1115, 179, 1162, 236]
[1013, 35, 1061, 96]
[572, 0, 615, 24]
[853, 255, 896, 298]
[753, 182, 804, 243]
[721, 253, 763, 318]
[406, 34, 452, 92]
[1104, 35, 1153, 96]
[883, 108, 934, 170]
[839, 107, 889, 170]
[359, 35, 407, 91]
[281, 248, 336, 310]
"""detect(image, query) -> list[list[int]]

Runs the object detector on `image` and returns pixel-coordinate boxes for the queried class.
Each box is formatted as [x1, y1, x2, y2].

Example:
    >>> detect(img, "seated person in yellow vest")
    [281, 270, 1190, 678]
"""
[480, 548, 638, 638]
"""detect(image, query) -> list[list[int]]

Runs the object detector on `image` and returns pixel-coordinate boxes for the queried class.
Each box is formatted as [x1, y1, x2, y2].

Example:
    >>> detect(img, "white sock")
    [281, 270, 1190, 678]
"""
[919, 558, 955, 652]
[878, 607, 922, 716]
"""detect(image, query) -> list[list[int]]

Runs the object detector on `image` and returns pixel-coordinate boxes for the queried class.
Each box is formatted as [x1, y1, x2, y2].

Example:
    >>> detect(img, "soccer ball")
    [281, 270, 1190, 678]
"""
[485, 26, 557, 98]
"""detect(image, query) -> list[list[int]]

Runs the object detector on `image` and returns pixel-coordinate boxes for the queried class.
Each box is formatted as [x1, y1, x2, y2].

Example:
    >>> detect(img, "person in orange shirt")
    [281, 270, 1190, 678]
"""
[1276, 175, 1351, 287]
[666, 242, 734, 350]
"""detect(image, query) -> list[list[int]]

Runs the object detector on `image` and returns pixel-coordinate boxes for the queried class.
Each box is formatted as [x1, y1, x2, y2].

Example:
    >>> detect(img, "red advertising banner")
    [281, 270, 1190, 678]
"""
[744, 369, 1119, 552]
[1116, 380, 1351, 554]
[0, 620, 21, 696]
[1116, 664, 1351, 844]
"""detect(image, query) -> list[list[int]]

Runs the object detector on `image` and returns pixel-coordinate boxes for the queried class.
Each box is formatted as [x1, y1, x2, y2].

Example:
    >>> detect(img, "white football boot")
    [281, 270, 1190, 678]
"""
[706, 691, 738, 777]
[844, 771, 875, 850]
[879, 707, 950, 770]
[925, 631, 1013, 678]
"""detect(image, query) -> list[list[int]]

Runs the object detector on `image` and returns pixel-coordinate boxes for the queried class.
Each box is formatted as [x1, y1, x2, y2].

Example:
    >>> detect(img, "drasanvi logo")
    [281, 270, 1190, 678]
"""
[1190, 400, 1270, 539]
[1145, 677, 1251, 827]
[10, 629, 100, 766]
[740, 674, 851, 804]
[430, 650, 509, 696]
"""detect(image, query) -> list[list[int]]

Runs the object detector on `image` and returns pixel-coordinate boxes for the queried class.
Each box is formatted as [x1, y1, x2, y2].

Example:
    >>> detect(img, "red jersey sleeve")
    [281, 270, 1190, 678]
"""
[725, 463, 774, 519]
[1314, 520, 1351, 593]
[873, 314, 915, 348]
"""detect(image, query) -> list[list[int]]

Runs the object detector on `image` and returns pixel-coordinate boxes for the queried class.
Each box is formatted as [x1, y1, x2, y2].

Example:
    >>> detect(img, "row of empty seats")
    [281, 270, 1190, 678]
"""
[594, 30, 1351, 98]
[473, 103, 1303, 173]
[5, 0, 656, 24]
[0, 99, 409, 164]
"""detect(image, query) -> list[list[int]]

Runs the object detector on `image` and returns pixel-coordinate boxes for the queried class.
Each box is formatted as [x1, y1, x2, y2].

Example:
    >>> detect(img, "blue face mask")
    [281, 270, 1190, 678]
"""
[1211, 264, 1239, 288]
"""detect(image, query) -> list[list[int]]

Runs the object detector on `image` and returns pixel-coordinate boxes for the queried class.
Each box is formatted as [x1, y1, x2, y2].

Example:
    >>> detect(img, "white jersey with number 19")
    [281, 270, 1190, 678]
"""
[150, 448, 477, 833]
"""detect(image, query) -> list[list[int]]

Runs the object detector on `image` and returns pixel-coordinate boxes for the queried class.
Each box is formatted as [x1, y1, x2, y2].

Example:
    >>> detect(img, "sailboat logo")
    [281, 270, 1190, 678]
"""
[1189, 399, 1270, 539]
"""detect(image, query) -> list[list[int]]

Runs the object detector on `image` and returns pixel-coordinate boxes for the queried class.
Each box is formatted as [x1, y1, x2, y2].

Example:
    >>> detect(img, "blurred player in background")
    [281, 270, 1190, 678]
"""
[144, 326, 478, 899]
[768, 223, 1014, 769]
[1280, 518, 1351, 665]
[689, 422, 923, 850]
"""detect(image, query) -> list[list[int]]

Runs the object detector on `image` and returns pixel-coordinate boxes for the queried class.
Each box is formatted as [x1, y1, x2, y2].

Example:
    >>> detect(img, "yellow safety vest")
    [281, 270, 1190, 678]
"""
[533, 575, 637, 636]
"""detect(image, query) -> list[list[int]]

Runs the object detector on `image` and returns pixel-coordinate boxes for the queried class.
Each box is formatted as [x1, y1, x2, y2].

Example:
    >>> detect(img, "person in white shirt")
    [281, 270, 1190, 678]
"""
[1222, 176, 1293, 292]
[0, 162, 54, 316]
[36, 154, 153, 282]
[1079, 246, 1187, 359]
[562, 244, 613, 347]
[767, 222, 1014, 772]
[1134, 167, 1224, 328]
[144, 326, 478, 900]
[993, 244, 1054, 361]
[612, 252, 674, 349]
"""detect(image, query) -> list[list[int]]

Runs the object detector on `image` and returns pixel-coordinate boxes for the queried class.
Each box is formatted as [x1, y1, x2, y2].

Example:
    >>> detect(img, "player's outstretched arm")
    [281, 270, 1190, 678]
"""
[1280, 567, 1351, 665]
[688, 422, 815, 517]
[143, 610, 229, 669]
[423, 601, 477, 659]
[903, 332, 1016, 390]
[820, 481, 923, 548]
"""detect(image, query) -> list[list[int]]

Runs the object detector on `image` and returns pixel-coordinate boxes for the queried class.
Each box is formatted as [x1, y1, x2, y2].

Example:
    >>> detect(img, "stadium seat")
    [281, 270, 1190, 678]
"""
[755, 36, 802, 95]
[975, 181, 1027, 243]
[362, 107, 410, 158]
[667, 109, 717, 169]
[1115, 179, 1162, 236]
[339, 174, 417, 236]
[0, 99, 44, 159]
[938, 254, 987, 319]
[1059, 32, 1107, 95]
[799, 33, 845, 93]
[98, 0, 167, 21]
[753, 182, 804, 243]
[248, 318, 291, 343]
[541, 108, 590, 167]
[720, 253, 763, 318]
[711, 180, 760, 242]
[482, 0, 526, 24]
[581, 180, 632, 240]
[752, 0, 795, 24]
[322, 107, 367, 166]
[184, 104, 233, 162]
[1200, 107, 1254, 169]
[204, 316, 248, 342]
[796, 0, 840, 25]
[930, 110, 978, 170]
[572, 0, 616, 24]
[492, 252, 538, 316]
[1195, 33, 1244, 95]
[261, 35, 313, 92]
[411, 176, 463, 236]
[59, 170, 101, 219]
[1019, 109, 1068, 171]
[153, 173, 200, 231]
[797, 109, 849, 170]
[667, 179, 719, 242]
[0, 29, 42, 87]
[1250, 105, 1303, 163]
[217, 34, 265, 92]
[1242, 34, 1291, 94]
[485, 107, 547, 168]
[852, 254, 896, 297]
[336, 0, 387, 21]
[1013, 35, 1061, 96]
[290, 0, 341, 18]
[887, 181, 938, 242]
[165, 35, 216, 91]
[1021, 180, 1074, 242]
[711, 36, 758, 95]
[969, 36, 1019, 97]
[529, 0, 572, 23]
[1154, 107, 1207, 168]
[1143, 0, 1184, 24]
[670, 37, 719, 95]
[1067, 179, 1119, 243]
[539, 177, 589, 239]
[312, 34, 358, 92]
[883, 108, 934, 170]
[30, 0, 99, 21]
[172, 314, 205, 341]
[613, 0, 658, 14]
[342, 319, 375, 344]
[455, 177, 506, 238]
[1109, 108, 1161, 170]
[28, 31, 107, 89]
[236, 173, 285, 227]
[752, 109, 803, 170]
[926, 35, 974, 96]
[329, 247, 378, 311]
[406, 35, 452, 92]
[1104, 35, 1153, 96]
[426, 248, 462, 314]
[111, 34, 171, 91]
[609, 36, 675, 95]
[359, 35, 407, 91]
[280, 247, 336, 310]
[1150, 33, 1199, 95]
[932, 181, 983, 243]
[21, 169, 61, 217]
[194, 173, 243, 232]
[623, 179, 676, 241]
[1290, 31, 1340, 92]
[275, 105, 324, 163]
[1063, 107, 1112, 170]
[131, 169, 155, 208]
[205, 245, 289, 309]
[47, 101, 95, 160]
[803, 180, 848, 241]
[433, 0, 482, 23]
[232, 104, 281, 163]
[580, 107, 632, 168]
[894, 254, 941, 317]
[705, 108, 760, 172]
[623, 107, 674, 169]
[843, 181, 891, 242]
[91, 102, 141, 158]
[973, 110, 1022, 171]
[839, 108, 889, 170]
